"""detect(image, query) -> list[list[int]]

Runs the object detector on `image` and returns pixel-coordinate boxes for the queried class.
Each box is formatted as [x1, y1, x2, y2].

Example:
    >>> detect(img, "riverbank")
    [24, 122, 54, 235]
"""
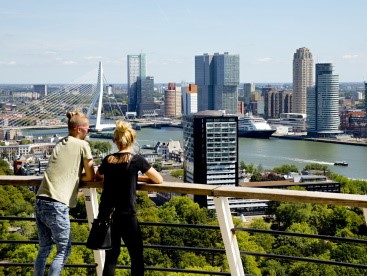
[272, 134, 367, 147]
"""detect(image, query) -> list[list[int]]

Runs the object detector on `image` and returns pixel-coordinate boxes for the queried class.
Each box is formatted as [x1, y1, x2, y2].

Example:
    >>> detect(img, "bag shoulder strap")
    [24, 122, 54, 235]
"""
[126, 152, 134, 169]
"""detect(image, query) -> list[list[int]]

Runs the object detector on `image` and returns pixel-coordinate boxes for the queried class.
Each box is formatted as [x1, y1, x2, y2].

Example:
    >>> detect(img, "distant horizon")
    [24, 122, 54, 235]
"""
[0, 81, 365, 87]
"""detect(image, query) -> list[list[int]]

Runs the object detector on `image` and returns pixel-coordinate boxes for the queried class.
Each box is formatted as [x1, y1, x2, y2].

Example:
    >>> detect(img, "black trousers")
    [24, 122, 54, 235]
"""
[103, 214, 144, 276]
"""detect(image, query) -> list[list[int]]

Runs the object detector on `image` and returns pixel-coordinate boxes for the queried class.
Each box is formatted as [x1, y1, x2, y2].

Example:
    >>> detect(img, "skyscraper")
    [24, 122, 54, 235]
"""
[243, 83, 255, 112]
[127, 54, 146, 113]
[293, 47, 313, 114]
[183, 110, 238, 207]
[307, 63, 342, 136]
[195, 52, 239, 115]
[264, 89, 293, 119]
[164, 83, 182, 117]
[136, 76, 155, 117]
[33, 84, 47, 97]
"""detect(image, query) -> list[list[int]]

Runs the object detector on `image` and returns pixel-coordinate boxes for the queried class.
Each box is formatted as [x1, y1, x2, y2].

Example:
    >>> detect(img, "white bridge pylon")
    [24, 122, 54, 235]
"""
[87, 61, 116, 132]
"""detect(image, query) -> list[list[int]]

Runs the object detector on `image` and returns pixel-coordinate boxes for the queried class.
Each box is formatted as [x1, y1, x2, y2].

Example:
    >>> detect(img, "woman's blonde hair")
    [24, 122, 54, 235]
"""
[113, 120, 136, 150]
[66, 110, 89, 131]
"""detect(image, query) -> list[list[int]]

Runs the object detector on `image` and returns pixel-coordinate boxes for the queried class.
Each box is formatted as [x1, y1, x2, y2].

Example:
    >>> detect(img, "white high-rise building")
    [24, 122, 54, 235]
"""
[307, 63, 342, 136]
[293, 47, 313, 114]
[182, 84, 198, 115]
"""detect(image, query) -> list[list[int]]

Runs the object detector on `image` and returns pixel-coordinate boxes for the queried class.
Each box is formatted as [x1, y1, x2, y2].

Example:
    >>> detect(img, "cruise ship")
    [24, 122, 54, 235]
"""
[238, 114, 276, 138]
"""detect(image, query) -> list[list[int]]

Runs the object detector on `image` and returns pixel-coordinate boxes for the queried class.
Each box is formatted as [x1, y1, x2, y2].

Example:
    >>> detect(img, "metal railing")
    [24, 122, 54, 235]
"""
[1, 175, 367, 275]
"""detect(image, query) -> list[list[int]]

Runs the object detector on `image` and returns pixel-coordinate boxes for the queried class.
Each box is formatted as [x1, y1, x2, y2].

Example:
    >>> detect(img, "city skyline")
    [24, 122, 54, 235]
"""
[1, 0, 367, 84]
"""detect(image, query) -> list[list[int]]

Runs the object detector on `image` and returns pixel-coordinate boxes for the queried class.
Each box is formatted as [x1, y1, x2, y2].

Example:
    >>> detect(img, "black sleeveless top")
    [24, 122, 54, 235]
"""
[97, 152, 151, 218]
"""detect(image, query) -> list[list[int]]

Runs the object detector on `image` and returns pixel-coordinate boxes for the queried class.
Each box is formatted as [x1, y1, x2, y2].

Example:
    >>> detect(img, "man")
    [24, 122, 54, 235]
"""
[34, 111, 95, 276]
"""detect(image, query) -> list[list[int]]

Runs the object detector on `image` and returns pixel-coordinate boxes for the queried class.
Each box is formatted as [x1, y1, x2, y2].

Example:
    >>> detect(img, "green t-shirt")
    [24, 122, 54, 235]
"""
[37, 136, 93, 207]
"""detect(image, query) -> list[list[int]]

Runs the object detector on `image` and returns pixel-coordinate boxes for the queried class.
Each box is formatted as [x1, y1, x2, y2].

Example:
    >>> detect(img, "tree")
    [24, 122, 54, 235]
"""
[274, 201, 313, 230]
[288, 261, 337, 276]
[276, 222, 318, 257]
[179, 252, 208, 269]
[88, 141, 112, 156]
[0, 159, 13, 175]
[250, 171, 262, 182]
[19, 139, 32, 145]
[303, 163, 329, 174]
[261, 259, 287, 276]
[272, 164, 299, 175]
[152, 161, 163, 172]
[240, 162, 255, 173]
[236, 230, 263, 276]
[330, 243, 367, 276]
[321, 206, 364, 236]
[249, 218, 275, 252]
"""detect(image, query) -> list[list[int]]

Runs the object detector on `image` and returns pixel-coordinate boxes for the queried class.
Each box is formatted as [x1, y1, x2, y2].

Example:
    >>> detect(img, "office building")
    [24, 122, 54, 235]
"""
[164, 83, 182, 117]
[307, 63, 342, 136]
[340, 110, 367, 138]
[33, 85, 47, 97]
[293, 47, 313, 114]
[365, 82, 367, 117]
[264, 89, 292, 119]
[195, 52, 239, 115]
[182, 84, 198, 115]
[137, 76, 156, 117]
[183, 110, 238, 207]
[127, 54, 146, 113]
[243, 83, 255, 111]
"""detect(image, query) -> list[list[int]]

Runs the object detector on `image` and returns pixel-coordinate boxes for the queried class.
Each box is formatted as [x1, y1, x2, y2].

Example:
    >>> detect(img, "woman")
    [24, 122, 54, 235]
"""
[34, 110, 95, 276]
[96, 120, 163, 276]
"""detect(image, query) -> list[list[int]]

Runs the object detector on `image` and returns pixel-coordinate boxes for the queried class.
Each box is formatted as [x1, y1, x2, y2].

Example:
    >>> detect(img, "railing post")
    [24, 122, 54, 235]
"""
[82, 188, 104, 276]
[363, 209, 367, 226]
[213, 197, 245, 276]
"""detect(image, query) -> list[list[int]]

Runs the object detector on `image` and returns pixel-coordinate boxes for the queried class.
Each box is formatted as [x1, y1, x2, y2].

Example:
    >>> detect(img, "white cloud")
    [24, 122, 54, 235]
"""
[257, 57, 272, 62]
[83, 56, 103, 61]
[44, 51, 58, 56]
[0, 60, 16, 65]
[342, 54, 359, 59]
[62, 60, 77, 65]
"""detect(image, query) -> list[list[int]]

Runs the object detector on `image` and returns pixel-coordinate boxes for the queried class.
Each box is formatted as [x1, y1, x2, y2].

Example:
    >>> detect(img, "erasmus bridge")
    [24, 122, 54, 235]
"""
[1, 62, 123, 132]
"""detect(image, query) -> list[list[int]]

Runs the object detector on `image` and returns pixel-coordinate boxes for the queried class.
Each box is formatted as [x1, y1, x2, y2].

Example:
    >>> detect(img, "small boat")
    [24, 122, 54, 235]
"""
[334, 161, 348, 166]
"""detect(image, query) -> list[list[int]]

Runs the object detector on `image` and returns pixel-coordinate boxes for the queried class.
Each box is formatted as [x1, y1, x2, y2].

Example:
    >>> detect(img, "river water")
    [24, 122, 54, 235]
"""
[24, 127, 367, 180]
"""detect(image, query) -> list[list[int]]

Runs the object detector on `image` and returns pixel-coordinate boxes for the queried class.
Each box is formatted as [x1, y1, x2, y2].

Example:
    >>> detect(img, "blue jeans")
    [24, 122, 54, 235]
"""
[34, 199, 71, 276]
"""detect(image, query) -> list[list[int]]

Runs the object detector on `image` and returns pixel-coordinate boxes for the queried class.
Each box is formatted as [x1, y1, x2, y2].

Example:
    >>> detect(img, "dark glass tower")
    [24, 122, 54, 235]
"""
[137, 76, 155, 117]
[127, 54, 146, 113]
[195, 52, 239, 115]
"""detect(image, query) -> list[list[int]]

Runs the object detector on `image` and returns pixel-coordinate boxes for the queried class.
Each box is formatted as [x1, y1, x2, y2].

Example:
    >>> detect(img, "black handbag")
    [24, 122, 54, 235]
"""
[86, 218, 112, 250]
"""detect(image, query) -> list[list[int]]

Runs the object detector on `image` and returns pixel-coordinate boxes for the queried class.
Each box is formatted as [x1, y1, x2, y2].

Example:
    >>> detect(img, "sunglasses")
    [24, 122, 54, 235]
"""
[74, 126, 91, 133]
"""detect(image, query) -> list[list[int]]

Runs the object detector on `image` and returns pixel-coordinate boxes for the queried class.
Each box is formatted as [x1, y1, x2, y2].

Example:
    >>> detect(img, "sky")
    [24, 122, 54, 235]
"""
[1, 0, 367, 84]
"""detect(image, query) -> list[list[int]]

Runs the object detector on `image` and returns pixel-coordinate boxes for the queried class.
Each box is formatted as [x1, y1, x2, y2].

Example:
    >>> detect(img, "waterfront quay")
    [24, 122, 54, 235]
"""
[272, 133, 367, 147]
